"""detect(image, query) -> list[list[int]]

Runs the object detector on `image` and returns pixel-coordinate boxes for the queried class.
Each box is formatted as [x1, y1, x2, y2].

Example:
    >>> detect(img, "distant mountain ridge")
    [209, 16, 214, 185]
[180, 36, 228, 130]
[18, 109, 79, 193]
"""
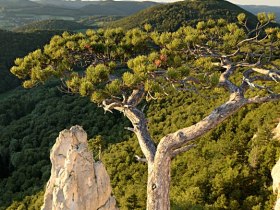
[240, 5, 280, 22]
[79, 1, 158, 16]
[0, 0, 159, 30]
[9, 1, 158, 16]
[0, 0, 39, 8]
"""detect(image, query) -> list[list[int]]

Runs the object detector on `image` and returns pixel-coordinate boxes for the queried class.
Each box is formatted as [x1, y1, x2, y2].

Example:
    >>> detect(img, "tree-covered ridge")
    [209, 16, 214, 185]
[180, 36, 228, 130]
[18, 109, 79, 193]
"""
[9, 11, 280, 209]
[106, 0, 258, 32]
[14, 20, 89, 32]
[78, 16, 123, 29]
[0, 29, 59, 93]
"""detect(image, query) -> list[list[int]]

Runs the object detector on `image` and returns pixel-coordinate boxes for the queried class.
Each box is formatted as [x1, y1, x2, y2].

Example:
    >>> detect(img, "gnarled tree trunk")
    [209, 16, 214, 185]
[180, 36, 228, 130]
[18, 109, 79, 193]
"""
[112, 89, 280, 210]
[147, 155, 171, 210]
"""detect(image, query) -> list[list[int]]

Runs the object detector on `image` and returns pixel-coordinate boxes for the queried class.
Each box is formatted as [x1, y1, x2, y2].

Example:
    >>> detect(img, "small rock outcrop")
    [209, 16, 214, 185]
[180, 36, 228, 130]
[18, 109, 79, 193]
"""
[272, 121, 280, 210]
[41, 125, 118, 210]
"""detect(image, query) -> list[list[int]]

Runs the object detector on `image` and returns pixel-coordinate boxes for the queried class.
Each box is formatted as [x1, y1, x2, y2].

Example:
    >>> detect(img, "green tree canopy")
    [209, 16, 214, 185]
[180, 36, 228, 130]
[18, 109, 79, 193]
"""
[10, 13, 280, 210]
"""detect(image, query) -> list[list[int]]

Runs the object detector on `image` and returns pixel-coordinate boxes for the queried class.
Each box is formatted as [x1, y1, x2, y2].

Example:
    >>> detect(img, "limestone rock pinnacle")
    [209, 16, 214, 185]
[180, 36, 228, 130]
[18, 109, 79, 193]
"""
[41, 125, 118, 210]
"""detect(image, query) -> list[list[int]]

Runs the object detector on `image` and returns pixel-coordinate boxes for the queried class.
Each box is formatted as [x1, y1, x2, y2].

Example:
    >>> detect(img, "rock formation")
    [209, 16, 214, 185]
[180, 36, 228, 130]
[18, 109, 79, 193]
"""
[272, 121, 280, 210]
[41, 125, 118, 210]
[274, 122, 280, 140]
[272, 160, 280, 210]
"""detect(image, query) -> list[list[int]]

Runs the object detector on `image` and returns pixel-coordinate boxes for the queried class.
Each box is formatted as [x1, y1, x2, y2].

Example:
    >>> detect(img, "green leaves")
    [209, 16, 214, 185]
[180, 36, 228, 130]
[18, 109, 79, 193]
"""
[10, 13, 280, 105]
[194, 57, 214, 72]
[144, 23, 152, 32]
[91, 90, 106, 103]
[66, 74, 81, 92]
[86, 64, 110, 84]
[122, 72, 139, 87]
[196, 21, 206, 30]
[223, 23, 246, 48]
[127, 55, 156, 75]
[79, 79, 94, 96]
[267, 13, 276, 22]
[265, 27, 279, 42]
[256, 12, 275, 24]
[237, 13, 246, 24]
[167, 67, 182, 80]
[105, 79, 121, 96]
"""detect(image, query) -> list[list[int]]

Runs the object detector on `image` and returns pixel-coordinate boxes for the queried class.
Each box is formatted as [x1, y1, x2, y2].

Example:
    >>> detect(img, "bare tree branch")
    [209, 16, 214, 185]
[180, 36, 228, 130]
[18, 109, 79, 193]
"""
[127, 87, 145, 107]
[251, 68, 280, 82]
[218, 65, 240, 93]
[125, 127, 135, 132]
[122, 107, 156, 163]
[248, 20, 270, 37]
[135, 155, 147, 163]
[102, 100, 122, 113]
[156, 92, 247, 155]
[172, 144, 196, 158]
[247, 94, 280, 104]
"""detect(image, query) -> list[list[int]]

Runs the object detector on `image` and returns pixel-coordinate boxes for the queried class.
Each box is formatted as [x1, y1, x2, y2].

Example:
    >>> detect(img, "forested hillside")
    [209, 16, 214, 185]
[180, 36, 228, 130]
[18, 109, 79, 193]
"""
[0, 30, 59, 93]
[1, 0, 280, 209]
[14, 20, 88, 32]
[0, 82, 130, 209]
[2, 86, 280, 209]
[107, 0, 258, 31]
[78, 1, 158, 16]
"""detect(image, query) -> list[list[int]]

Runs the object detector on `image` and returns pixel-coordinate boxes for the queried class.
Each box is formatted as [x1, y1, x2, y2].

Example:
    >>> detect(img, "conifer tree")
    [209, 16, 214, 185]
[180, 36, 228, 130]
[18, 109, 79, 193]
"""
[11, 13, 280, 209]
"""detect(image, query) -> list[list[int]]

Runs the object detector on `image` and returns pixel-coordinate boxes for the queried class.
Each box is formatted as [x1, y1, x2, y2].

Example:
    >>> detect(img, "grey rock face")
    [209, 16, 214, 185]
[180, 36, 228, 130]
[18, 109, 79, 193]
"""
[41, 125, 118, 210]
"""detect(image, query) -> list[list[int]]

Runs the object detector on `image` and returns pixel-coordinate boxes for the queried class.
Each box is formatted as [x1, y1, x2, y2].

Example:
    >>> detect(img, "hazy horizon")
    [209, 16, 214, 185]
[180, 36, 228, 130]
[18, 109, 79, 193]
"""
[31, 0, 280, 6]
[80, 0, 280, 6]
[227, 0, 280, 6]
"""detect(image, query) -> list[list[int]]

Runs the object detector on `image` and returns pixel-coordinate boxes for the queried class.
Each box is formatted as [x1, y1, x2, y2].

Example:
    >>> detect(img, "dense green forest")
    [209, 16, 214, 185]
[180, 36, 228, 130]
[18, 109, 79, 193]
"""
[0, 82, 130, 209]
[107, 0, 258, 31]
[2, 86, 280, 209]
[78, 16, 123, 28]
[1, 0, 280, 209]
[14, 20, 88, 32]
[0, 29, 60, 93]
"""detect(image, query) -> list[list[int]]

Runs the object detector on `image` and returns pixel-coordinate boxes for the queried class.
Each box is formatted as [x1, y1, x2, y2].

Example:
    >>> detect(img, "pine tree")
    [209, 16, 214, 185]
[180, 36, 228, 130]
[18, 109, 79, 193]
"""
[11, 13, 280, 210]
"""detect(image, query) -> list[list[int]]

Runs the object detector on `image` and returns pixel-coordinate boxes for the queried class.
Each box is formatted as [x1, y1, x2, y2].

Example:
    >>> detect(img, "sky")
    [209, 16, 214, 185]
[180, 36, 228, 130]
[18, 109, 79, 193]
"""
[81, 0, 280, 6]
[65, 0, 280, 6]
[227, 0, 280, 6]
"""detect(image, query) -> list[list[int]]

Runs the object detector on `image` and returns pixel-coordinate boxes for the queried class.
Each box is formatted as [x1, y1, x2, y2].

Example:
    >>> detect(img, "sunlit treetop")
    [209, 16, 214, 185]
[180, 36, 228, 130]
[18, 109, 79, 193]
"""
[11, 13, 280, 111]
